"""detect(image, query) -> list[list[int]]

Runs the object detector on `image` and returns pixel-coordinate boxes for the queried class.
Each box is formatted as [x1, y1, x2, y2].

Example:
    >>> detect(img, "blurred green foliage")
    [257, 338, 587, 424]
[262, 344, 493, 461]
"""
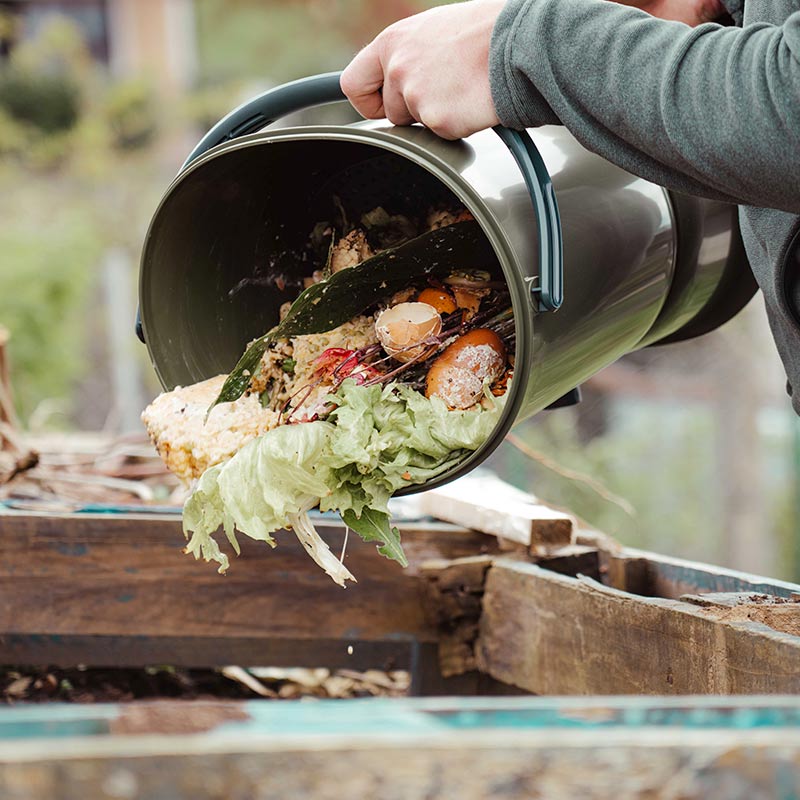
[0, 69, 80, 134]
[195, 0, 348, 83]
[489, 406, 721, 563]
[0, 215, 98, 419]
[0, 15, 163, 422]
[103, 78, 158, 151]
[193, 0, 448, 84]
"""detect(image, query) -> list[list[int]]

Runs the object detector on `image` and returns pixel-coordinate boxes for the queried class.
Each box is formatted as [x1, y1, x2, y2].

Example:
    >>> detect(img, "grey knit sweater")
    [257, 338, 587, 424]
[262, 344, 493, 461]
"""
[489, 0, 800, 410]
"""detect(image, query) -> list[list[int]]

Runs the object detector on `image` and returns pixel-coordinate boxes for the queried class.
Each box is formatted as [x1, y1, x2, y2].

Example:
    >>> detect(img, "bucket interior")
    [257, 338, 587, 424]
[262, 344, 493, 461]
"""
[140, 137, 507, 390]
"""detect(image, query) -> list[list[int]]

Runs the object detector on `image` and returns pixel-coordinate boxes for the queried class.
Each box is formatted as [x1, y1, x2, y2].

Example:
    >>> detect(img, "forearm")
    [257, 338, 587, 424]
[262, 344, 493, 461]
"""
[490, 0, 800, 211]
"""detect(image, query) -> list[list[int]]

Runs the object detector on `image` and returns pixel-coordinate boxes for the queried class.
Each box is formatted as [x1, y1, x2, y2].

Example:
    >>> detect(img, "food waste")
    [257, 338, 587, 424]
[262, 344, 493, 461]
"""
[143, 205, 515, 585]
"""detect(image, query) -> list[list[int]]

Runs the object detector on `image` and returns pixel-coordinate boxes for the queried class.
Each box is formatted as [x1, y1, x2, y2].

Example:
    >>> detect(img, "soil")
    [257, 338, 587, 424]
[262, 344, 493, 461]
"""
[0, 666, 410, 705]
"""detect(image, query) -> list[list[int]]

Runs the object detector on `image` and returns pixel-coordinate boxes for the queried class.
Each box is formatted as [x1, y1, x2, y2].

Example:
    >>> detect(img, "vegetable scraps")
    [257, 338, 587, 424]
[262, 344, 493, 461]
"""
[183, 381, 506, 586]
[144, 205, 515, 586]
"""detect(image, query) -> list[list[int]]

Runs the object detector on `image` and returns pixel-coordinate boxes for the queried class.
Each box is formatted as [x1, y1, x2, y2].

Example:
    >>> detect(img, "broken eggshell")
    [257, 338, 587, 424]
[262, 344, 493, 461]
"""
[426, 328, 506, 409]
[375, 302, 442, 363]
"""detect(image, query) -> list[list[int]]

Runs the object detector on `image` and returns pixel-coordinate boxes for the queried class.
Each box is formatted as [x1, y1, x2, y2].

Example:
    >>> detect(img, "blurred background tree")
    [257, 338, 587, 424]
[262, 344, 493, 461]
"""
[0, 0, 797, 578]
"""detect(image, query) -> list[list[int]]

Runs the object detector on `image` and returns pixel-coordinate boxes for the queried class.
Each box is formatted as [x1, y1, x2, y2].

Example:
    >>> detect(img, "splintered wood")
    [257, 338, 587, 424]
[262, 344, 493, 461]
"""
[0, 433, 182, 510]
[417, 473, 574, 551]
[422, 556, 494, 677]
[680, 592, 800, 638]
[0, 327, 38, 485]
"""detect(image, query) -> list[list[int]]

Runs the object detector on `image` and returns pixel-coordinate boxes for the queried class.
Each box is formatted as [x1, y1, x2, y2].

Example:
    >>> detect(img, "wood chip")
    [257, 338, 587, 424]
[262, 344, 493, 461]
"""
[5, 676, 32, 697]
[220, 666, 276, 698]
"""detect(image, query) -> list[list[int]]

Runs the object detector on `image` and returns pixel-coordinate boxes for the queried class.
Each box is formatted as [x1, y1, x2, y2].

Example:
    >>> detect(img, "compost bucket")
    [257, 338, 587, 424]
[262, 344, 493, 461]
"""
[138, 72, 754, 492]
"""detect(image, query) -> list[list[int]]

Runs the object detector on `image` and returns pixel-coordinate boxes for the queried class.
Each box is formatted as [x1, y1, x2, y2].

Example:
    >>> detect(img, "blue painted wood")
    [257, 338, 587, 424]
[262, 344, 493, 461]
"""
[1, 697, 799, 741]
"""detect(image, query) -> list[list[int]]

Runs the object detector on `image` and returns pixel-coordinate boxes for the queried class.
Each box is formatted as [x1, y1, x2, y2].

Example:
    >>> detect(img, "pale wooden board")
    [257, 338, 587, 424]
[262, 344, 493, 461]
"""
[417, 473, 574, 547]
[476, 558, 800, 695]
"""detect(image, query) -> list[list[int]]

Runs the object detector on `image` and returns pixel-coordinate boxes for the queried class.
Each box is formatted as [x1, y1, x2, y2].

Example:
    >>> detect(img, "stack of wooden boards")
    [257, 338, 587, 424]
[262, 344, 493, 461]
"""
[2, 471, 800, 798]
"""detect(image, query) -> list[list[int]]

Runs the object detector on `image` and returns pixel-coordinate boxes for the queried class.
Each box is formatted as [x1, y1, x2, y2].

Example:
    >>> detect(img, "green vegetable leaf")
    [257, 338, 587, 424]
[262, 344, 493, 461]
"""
[275, 220, 492, 339]
[209, 221, 496, 410]
[341, 507, 407, 568]
[185, 380, 508, 583]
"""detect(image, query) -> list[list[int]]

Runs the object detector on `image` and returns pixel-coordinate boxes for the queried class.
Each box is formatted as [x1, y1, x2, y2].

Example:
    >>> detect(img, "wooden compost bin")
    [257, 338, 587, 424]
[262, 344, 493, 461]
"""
[1, 503, 800, 798]
[1, 508, 798, 695]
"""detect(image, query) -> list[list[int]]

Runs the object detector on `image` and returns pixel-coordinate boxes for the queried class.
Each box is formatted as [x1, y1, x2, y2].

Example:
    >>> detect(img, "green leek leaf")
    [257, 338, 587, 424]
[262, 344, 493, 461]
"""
[209, 221, 495, 410]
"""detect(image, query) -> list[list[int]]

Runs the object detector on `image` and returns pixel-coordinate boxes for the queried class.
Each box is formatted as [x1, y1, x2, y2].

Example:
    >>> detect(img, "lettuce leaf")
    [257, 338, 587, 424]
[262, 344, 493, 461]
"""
[341, 507, 406, 568]
[183, 380, 506, 585]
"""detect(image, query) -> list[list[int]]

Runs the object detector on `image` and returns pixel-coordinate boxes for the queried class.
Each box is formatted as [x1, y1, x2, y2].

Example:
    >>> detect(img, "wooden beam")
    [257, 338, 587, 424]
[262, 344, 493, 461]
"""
[0, 326, 13, 428]
[0, 328, 37, 485]
[421, 555, 494, 678]
[0, 634, 417, 672]
[476, 558, 800, 695]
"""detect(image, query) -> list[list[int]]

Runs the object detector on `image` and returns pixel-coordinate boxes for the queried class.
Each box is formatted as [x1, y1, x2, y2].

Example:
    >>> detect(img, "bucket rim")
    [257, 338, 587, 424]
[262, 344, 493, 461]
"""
[139, 124, 538, 495]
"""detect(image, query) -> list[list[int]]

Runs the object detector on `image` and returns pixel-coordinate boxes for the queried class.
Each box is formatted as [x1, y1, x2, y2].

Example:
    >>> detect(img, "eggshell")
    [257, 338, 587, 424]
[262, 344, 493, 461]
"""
[426, 329, 506, 409]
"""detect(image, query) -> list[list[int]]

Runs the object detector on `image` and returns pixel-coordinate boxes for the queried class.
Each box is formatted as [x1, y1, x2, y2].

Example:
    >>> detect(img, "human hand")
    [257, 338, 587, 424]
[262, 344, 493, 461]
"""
[340, 0, 505, 141]
[615, 0, 726, 25]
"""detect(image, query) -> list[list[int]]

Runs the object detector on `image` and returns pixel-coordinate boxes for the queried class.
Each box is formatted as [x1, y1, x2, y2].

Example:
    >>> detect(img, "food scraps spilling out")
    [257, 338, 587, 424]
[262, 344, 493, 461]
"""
[143, 206, 515, 586]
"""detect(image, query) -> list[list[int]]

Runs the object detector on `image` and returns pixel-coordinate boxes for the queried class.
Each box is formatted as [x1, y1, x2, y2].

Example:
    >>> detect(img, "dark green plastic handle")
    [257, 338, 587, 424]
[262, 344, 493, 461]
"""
[494, 126, 563, 311]
[181, 71, 563, 311]
[181, 72, 347, 172]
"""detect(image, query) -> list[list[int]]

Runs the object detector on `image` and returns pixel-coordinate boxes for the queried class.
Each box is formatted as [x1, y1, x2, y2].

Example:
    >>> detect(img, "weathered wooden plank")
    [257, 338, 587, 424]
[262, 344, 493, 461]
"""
[0, 512, 497, 668]
[0, 634, 415, 671]
[476, 559, 800, 695]
[417, 474, 573, 549]
[680, 592, 800, 608]
[603, 547, 800, 599]
[2, 698, 800, 799]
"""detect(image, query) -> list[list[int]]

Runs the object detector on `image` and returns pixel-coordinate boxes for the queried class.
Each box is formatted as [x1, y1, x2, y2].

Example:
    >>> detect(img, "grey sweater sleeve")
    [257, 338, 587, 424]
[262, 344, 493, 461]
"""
[489, 0, 800, 213]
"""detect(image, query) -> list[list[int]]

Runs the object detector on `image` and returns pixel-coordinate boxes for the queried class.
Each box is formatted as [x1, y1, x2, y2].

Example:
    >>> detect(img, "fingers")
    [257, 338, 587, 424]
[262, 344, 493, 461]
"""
[342, 38, 416, 126]
[340, 41, 385, 120]
[341, 2, 502, 138]
[382, 76, 416, 126]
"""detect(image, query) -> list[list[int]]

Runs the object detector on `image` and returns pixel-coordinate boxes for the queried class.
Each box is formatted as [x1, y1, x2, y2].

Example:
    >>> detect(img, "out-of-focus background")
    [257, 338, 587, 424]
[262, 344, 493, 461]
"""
[0, 0, 797, 579]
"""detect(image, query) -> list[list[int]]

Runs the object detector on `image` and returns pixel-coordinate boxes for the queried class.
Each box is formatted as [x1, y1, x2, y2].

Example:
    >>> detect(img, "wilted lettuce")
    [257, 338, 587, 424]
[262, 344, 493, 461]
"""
[183, 381, 506, 586]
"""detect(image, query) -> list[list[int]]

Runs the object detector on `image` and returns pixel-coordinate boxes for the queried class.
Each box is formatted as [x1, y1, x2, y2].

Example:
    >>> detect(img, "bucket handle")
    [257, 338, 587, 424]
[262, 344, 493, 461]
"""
[181, 71, 562, 312]
[136, 72, 561, 343]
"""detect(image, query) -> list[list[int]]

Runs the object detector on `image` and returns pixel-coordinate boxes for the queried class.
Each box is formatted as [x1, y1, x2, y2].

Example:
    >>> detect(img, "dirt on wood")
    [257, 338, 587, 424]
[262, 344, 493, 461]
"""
[111, 702, 250, 735]
[703, 604, 800, 637]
